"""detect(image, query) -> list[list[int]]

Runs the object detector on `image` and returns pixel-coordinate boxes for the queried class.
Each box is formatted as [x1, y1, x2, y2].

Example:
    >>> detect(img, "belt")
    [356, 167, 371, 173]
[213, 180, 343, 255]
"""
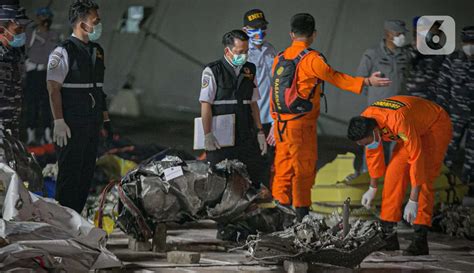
[213, 100, 252, 105]
[25, 60, 46, 72]
[62, 83, 104, 88]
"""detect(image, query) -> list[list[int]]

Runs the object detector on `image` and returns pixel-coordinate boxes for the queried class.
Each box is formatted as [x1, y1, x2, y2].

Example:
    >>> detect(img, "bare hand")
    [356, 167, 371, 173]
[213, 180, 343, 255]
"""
[266, 124, 276, 146]
[367, 71, 391, 87]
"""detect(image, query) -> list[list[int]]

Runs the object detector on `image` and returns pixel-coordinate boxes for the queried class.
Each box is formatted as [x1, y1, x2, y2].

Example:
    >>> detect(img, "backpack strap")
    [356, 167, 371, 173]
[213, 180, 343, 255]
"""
[276, 112, 306, 142]
[318, 53, 328, 113]
[292, 48, 314, 64]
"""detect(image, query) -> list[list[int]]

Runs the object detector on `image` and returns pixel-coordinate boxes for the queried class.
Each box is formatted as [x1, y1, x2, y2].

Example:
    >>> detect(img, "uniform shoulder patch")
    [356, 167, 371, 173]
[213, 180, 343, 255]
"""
[48, 48, 64, 70]
[201, 76, 210, 89]
[48, 55, 61, 70]
[371, 98, 406, 110]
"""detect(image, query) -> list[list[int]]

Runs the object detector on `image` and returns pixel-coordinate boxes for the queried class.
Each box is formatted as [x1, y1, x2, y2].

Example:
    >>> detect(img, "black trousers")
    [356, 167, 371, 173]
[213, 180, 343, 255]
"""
[25, 70, 51, 130]
[207, 131, 264, 187]
[261, 123, 275, 189]
[55, 120, 100, 213]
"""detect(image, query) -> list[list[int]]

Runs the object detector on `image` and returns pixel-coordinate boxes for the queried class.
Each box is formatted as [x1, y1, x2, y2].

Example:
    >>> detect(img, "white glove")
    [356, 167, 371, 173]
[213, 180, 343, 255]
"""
[42, 163, 59, 179]
[53, 119, 71, 147]
[204, 132, 220, 151]
[257, 131, 267, 156]
[361, 186, 377, 209]
[403, 199, 418, 224]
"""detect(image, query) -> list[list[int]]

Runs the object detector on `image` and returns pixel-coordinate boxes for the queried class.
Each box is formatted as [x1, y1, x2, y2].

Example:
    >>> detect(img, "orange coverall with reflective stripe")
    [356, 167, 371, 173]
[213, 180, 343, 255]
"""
[271, 40, 364, 207]
[362, 96, 452, 226]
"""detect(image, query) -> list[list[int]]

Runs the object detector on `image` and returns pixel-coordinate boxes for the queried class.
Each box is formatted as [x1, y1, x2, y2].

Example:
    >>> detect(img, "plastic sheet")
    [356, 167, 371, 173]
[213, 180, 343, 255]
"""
[0, 163, 122, 271]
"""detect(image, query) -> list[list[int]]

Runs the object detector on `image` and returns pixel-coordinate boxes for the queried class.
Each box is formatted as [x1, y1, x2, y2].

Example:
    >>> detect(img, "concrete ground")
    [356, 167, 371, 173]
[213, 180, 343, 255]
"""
[103, 117, 473, 272]
[102, 220, 474, 272]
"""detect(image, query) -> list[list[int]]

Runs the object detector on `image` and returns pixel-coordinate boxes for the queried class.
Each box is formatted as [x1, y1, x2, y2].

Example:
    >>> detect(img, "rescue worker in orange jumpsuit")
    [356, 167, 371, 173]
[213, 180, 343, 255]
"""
[270, 13, 391, 221]
[347, 95, 452, 256]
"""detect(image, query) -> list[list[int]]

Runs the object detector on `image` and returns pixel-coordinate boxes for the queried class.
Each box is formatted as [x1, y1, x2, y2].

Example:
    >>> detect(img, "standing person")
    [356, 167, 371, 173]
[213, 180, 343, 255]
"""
[271, 13, 390, 221]
[348, 96, 452, 256]
[199, 30, 267, 188]
[24, 7, 59, 145]
[0, 0, 30, 139]
[405, 16, 444, 101]
[242, 9, 277, 189]
[436, 26, 474, 198]
[357, 20, 410, 105]
[47, 0, 111, 213]
[357, 19, 410, 164]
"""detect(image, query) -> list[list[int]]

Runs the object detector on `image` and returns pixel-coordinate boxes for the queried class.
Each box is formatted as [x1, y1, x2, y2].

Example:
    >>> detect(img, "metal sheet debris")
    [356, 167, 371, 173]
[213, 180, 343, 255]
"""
[116, 156, 294, 241]
[245, 215, 385, 268]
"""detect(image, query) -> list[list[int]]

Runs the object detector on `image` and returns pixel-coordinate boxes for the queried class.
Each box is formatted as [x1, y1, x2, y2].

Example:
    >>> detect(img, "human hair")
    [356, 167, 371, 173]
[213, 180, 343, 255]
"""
[347, 116, 378, 141]
[222, 29, 249, 49]
[290, 13, 315, 38]
[69, 0, 99, 26]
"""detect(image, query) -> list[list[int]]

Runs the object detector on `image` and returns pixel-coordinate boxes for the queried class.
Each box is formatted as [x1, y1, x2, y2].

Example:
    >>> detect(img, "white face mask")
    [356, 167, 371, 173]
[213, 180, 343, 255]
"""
[393, 34, 406, 47]
[462, 44, 474, 56]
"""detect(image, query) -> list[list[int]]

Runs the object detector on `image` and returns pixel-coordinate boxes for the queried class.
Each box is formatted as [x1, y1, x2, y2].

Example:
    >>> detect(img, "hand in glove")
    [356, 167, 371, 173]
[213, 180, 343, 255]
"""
[257, 131, 267, 156]
[204, 132, 221, 151]
[53, 119, 71, 147]
[403, 199, 418, 224]
[361, 186, 377, 209]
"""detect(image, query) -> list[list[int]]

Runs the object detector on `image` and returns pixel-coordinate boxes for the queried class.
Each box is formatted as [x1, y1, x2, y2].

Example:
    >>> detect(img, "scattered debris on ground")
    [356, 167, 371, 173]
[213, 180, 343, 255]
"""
[433, 204, 474, 240]
[245, 215, 385, 268]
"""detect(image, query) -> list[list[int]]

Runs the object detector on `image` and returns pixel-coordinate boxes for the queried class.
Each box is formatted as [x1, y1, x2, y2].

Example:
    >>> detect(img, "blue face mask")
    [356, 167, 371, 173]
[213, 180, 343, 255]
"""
[366, 130, 381, 150]
[228, 48, 247, 66]
[246, 28, 266, 45]
[4, 29, 26, 47]
[85, 22, 102, 41]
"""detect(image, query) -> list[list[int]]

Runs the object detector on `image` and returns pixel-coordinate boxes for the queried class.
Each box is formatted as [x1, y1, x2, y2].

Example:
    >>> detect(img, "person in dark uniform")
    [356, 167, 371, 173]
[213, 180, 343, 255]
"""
[436, 26, 474, 199]
[47, 0, 111, 213]
[405, 16, 445, 102]
[24, 7, 59, 144]
[0, 0, 30, 139]
[199, 30, 267, 188]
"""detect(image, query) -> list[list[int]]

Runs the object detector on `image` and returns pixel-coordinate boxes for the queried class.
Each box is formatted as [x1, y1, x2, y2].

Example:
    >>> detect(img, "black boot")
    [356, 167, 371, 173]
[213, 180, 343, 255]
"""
[403, 224, 429, 256]
[380, 221, 400, 251]
[295, 207, 309, 222]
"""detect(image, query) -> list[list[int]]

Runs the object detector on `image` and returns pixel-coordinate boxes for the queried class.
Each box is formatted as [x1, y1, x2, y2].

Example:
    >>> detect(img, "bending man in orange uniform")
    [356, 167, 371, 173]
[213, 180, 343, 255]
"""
[347, 95, 452, 256]
[270, 13, 390, 222]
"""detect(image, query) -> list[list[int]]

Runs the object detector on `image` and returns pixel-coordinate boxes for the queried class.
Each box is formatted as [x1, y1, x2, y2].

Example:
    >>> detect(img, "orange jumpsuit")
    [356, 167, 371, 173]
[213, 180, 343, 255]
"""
[362, 96, 452, 226]
[271, 41, 364, 207]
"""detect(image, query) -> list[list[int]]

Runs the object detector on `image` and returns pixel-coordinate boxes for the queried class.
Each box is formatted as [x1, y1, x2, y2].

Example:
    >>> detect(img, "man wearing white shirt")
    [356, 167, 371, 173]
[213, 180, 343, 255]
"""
[46, 0, 110, 213]
[199, 29, 267, 188]
[243, 9, 277, 189]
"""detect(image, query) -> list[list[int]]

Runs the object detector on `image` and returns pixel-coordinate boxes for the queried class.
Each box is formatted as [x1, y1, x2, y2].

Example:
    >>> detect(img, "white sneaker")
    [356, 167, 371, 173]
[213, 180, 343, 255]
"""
[44, 127, 53, 144]
[27, 128, 35, 145]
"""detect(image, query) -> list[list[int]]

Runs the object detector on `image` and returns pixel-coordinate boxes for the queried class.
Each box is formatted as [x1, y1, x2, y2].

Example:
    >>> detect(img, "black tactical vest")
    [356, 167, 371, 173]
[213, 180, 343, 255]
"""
[208, 58, 256, 140]
[60, 36, 105, 122]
